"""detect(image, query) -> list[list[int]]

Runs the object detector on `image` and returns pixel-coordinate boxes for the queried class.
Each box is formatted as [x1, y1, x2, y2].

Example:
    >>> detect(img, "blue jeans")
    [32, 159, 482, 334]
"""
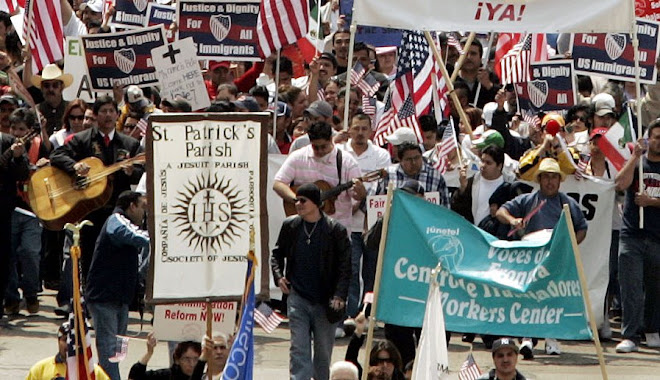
[618, 234, 660, 341]
[288, 289, 337, 380]
[348, 232, 364, 318]
[6, 211, 42, 302]
[88, 301, 129, 380]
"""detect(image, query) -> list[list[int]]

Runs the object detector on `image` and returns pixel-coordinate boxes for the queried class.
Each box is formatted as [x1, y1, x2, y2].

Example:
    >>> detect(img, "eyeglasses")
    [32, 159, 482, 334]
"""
[371, 357, 393, 365]
[69, 115, 84, 121]
[572, 116, 587, 122]
[294, 197, 308, 204]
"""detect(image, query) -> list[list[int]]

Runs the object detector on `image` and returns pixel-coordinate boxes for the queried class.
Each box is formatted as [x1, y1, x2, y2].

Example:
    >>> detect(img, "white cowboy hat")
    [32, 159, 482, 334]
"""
[31, 64, 74, 89]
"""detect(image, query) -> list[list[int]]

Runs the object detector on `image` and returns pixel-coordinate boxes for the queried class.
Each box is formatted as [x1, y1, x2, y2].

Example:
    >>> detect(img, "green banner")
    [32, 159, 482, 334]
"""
[376, 191, 591, 340]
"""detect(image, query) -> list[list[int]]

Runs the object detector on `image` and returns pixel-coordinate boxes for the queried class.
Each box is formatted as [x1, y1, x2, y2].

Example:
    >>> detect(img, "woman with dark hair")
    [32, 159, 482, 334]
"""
[50, 99, 88, 149]
[280, 85, 308, 120]
[128, 332, 207, 380]
[345, 312, 406, 380]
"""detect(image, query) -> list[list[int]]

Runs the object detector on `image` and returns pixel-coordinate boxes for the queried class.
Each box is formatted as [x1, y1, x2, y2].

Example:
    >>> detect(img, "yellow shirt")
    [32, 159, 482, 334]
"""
[26, 356, 111, 380]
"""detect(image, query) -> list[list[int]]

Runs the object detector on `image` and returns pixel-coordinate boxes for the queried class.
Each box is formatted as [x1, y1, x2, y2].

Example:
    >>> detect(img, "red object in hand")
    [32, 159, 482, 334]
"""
[545, 119, 561, 136]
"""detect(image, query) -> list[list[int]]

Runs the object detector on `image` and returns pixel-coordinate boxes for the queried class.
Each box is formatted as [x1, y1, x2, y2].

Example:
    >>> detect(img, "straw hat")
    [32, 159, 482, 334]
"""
[31, 64, 73, 89]
[534, 157, 565, 182]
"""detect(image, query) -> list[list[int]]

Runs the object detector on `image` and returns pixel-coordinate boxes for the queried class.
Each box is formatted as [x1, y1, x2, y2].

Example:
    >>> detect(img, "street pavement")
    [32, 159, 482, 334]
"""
[2, 290, 660, 379]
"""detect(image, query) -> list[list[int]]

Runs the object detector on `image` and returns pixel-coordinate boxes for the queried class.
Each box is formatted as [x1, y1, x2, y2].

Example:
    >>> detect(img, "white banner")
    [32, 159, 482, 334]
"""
[353, 0, 634, 33]
[153, 302, 237, 341]
[152, 37, 211, 111]
[148, 114, 266, 301]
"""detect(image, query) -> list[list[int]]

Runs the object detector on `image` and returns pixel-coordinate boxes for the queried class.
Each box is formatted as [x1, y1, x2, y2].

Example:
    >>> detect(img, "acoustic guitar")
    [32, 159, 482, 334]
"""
[28, 153, 146, 230]
[283, 169, 386, 216]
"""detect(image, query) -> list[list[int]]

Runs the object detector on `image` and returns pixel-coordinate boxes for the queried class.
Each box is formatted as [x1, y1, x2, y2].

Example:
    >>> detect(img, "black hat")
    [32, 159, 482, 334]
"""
[400, 180, 425, 196]
[492, 338, 519, 355]
[296, 183, 322, 207]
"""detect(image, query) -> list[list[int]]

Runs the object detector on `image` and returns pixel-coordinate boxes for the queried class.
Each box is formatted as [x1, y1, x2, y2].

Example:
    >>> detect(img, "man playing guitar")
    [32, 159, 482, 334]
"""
[273, 121, 366, 234]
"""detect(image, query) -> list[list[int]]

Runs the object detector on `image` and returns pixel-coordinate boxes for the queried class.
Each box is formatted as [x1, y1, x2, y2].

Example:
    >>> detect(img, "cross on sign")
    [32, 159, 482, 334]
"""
[162, 44, 181, 64]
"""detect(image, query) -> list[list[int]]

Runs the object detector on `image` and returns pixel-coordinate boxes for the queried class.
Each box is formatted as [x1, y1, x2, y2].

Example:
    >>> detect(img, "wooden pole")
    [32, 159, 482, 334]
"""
[563, 205, 608, 380]
[450, 32, 475, 83]
[206, 298, 213, 380]
[65, 221, 93, 379]
[342, 22, 358, 131]
[272, 51, 281, 139]
[473, 32, 495, 107]
[424, 32, 474, 137]
[361, 182, 394, 380]
[631, 19, 645, 229]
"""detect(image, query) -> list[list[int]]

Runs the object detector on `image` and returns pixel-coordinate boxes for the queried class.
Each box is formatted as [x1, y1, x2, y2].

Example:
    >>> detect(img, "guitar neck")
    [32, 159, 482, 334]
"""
[320, 182, 354, 201]
[95, 154, 145, 178]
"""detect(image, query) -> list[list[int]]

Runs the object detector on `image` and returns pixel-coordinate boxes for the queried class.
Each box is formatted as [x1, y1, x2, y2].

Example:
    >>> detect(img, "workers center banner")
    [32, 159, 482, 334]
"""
[377, 191, 591, 339]
[146, 113, 269, 303]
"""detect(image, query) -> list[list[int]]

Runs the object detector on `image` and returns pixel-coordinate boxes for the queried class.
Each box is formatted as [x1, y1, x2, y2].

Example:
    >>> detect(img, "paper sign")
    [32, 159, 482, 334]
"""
[153, 302, 237, 341]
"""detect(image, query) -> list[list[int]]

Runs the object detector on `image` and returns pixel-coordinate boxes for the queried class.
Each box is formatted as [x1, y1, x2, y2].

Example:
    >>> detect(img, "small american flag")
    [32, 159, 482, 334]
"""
[458, 352, 482, 380]
[254, 302, 284, 333]
[361, 95, 376, 115]
[496, 33, 547, 85]
[351, 62, 380, 98]
[575, 154, 590, 179]
[522, 110, 540, 129]
[349, 61, 366, 86]
[24, 0, 64, 72]
[447, 33, 464, 55]
[66, 296, 96, 380]
[136, 118, 148, 134]
[431, 125, 457, 173]
[256, 0, 309, 57]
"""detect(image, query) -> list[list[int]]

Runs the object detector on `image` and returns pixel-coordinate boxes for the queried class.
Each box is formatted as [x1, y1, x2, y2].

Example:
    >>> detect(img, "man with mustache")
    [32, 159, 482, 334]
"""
[31, 64, 72, 135]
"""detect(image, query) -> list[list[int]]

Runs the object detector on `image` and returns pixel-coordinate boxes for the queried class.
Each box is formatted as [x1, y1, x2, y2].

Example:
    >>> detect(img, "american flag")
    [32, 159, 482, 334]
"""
[431, 125, 457, 173]
[254, 302, 285, 333]
[256, 0, 309, 58]
[66, 296, 96, 380]
[361, 95, 376, 115]
[0, 0, 19, 14]
[496, 33, 548, 85]
[374, 30, 436, 146]
[447, 33, 464, 55]
[24, 0, 64, 72]
[458, 352, 482, 380]
[136, 118, 148, 134]
[350, 62, 380, 98]
[522, 109, 541, 129]
[349, 61, 366, 86]
[575, 154, 590, 180]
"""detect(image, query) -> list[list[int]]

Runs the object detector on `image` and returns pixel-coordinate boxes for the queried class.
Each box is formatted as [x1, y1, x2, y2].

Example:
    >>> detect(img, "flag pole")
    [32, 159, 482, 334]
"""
[65, 221, 94, 379]
[631, 17, 644, 229]
[473, 32, 495, 107]
[315, 0, 322, 55]
[206, 298, 213, 380]
[450, 32, 475, 83]
[361, 182, 394, 380]
[424, 31, 474, 138]
[563, 205, 608, 380]
[342, 22, 358, 131]
[272, 51, 281, 141]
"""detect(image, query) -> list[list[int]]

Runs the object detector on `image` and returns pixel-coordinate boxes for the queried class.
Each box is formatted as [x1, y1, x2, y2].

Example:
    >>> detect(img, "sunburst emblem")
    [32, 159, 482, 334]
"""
[172, 173, 247, 253]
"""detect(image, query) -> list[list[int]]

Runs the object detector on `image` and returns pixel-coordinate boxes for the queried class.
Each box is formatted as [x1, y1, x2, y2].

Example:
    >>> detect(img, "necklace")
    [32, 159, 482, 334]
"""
[303, 220, 319, 245]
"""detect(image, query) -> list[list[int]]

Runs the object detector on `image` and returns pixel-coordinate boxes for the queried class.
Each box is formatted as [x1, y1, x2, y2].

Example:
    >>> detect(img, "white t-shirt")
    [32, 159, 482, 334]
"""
[474, 175, 504, 224]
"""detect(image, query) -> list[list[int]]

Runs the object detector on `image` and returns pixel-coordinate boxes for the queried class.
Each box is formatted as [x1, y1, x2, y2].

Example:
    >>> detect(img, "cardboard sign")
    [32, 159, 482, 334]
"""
[145, 2, 176, 42]
[176, 0, 261, 61]
[63, 37, 101, 102]
[152, 38, 211, 111]
[112, 0, 151, 28]
[81, 25, 167, 91]
[571, 18, 660, 84]
[366, 192, 440, 230]
[153, 302, 237, 341]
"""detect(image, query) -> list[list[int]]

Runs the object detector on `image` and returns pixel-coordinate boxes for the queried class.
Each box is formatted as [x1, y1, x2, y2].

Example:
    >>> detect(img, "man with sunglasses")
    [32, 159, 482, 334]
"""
[31, 64, 73, 135]
[271, 183, 352, 380]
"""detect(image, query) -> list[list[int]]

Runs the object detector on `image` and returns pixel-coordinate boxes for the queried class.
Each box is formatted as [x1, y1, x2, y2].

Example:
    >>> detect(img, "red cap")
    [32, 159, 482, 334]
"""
[209, 61, 230, 71]
[590, 127, 608, 140]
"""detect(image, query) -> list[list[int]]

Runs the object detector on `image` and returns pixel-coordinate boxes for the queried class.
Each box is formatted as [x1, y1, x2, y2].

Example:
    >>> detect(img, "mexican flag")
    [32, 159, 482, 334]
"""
[597, 106, 636, 171]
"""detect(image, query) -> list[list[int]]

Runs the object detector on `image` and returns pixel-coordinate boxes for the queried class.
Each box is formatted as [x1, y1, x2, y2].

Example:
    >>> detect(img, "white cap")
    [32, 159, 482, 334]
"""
[385, 127, 418, 145]
[482, 102, 498, 126]
[592, 93, 616, 117]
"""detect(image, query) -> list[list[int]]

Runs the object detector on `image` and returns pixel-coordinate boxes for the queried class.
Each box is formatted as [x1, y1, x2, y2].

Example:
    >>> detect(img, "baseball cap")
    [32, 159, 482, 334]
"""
[271, 101, 291, 118]
[304, 100, 333, 119]
[492, 338, 519, 355]
[375, 46, 397, 55]
[233, 96, 260, 112]
[126, 85, 149, 108]
[592, 93, 616, 117]
[209, 61, 230, 72]
[473, 129, 504, 149]
[482, 102, 498, 126]
[161, 97, 192, 112]
[589, 127, 609, 140]
[385, 127, 418, 145]
[80, 0, 103, 13]
[0, 94, 18, 106]
[400, 180, 425, 196]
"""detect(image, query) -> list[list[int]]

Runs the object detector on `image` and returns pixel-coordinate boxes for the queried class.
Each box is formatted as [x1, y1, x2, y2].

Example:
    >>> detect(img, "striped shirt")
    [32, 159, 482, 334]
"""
[274, 145, 362, 232]
[373, 162, 450, 207]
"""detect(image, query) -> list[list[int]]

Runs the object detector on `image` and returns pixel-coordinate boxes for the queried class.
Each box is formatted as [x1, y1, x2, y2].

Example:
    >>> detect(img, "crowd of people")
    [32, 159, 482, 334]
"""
[0, 0, 658, 379]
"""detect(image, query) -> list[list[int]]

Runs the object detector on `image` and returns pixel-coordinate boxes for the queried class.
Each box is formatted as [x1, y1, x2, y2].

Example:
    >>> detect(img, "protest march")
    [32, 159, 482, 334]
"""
[2, 0, 660, 379]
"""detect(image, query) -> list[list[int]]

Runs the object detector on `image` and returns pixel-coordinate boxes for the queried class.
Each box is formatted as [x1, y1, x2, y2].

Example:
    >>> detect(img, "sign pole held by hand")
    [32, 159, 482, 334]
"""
[206, 297, 213, 380]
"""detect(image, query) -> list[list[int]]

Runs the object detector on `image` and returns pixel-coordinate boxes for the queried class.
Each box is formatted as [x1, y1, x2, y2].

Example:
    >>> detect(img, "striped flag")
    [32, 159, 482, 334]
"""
[349, 61, 366, 86]
[256, 0, 309, 58]
[431, 125, 457, 173]
[0, 0, 18, 14]
[458, 352, 482, 380]
[24, 0, 64, 72]
[447, 33, 464, 55]
[361, 95, 376, 116]
[521, 109, 540, 129]
[66, 296, 96, 380]
[496, 33, 547, 85]
[350, 62, 380, 98]
[374, 30, 435, 145]
[254, 302, 284, 333]
[136, 118, 148, 134]
[575, 154, 590, 180]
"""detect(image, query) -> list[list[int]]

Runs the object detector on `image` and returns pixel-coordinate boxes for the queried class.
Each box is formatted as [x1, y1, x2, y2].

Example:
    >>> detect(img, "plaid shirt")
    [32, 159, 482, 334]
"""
[373, 162, 449, 207]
